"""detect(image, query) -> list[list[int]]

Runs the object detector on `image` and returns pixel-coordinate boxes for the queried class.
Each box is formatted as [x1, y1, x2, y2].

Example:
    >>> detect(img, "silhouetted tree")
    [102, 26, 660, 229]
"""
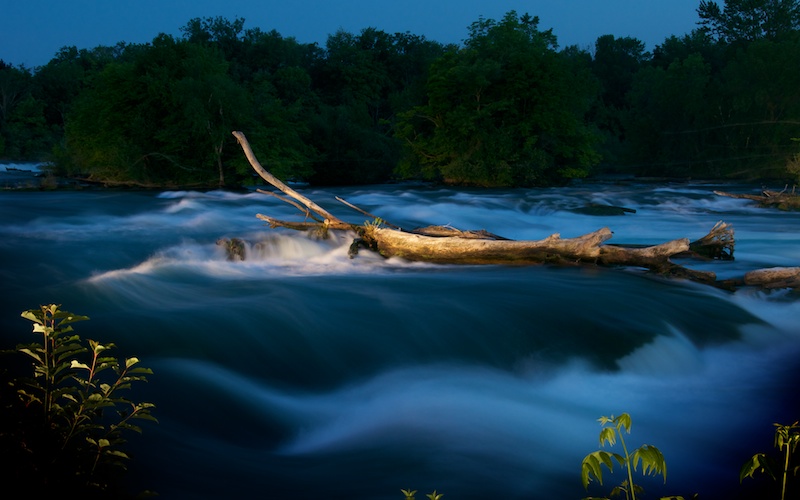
[698, 0, 800, 42]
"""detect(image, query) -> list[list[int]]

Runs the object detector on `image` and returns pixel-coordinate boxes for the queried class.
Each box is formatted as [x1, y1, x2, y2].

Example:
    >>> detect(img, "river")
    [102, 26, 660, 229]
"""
[0, 178, 798, 499]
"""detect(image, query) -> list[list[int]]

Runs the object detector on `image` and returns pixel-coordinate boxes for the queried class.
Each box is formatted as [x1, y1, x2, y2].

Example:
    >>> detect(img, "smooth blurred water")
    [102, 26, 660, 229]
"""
[1, 181, 798, 499]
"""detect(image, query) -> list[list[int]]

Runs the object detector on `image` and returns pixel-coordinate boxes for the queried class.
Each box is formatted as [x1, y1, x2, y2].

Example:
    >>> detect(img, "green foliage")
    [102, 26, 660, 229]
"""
[401, 488, 417, 499]
[0, 62, 54, 160]
[364, 217, 385, 229]
[581, 413, 669, 500]
[0, 304, 156, 496]
[7, 5, 800, 185]
[589, 35, 648, 168]
[698, 0, 800, 43]
[395, 11, 600, 187]
[62, 35, 254, 187]
[624, 52, 714, 176]
[741, 421, 800, 500]
[787, 139, 800, 184]
[309, 27, 445, 185]
[400, 488, 441, 500]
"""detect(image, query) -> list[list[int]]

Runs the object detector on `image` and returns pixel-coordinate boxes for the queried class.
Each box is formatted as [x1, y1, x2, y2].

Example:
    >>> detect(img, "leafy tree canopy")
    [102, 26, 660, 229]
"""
[698, 0, 800, 42]
[395, 11, 600, 187]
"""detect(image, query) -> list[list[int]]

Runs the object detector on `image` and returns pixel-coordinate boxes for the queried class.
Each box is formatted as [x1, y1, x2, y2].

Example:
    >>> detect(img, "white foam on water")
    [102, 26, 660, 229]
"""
[615, 324, 704, 375]
[85, 231, 428, 290]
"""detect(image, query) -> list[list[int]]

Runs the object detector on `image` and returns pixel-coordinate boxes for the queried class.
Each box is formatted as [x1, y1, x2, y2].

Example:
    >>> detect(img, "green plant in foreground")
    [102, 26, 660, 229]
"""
[741, 421, 800, 500]
[401, 488, 417, 500]
[581, 413, 670, 500]
[401, 489, 442, 500]
[0, 304, 156, 496]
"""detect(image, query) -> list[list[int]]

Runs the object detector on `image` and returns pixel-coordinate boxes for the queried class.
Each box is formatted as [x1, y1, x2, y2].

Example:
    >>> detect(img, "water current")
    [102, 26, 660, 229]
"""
[0, 178, 798, 499]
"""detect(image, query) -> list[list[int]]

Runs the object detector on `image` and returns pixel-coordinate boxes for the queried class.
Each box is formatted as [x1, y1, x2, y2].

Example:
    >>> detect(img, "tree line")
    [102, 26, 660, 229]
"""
[1, 0, 799, 188]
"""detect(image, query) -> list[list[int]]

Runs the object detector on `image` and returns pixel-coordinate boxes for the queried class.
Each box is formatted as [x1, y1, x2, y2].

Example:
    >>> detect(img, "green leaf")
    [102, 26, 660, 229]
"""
[129, 367, 154, 375]
[616, 413, 632, 433]
[740, 453, 776, 482]
[610, 485, 626, 496]
[54, 341, 84, 356]
[599, 427, 616, 447]
[598, 415, 614, 426]
[20, 310, 44, 324]
[401, 488, 417, 500]
[582, 450, 620, 488]
[632, 445, 667, 481]
[70, 359, 91, 370]
[56, 313, 90, 326]
[105, 449, 130, 459]
[17, 348, 43, 364]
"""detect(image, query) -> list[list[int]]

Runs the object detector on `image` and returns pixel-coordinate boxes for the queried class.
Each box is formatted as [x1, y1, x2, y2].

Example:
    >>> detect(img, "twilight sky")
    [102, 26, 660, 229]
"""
[3, 0, 702, 68]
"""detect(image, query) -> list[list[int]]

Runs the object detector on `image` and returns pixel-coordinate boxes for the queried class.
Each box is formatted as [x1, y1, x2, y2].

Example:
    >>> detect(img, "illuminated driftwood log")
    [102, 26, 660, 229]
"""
[232, 131, 796, 290]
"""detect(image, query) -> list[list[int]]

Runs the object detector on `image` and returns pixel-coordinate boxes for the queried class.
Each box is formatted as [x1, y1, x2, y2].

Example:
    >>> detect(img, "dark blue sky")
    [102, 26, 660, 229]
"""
[3, 0, 702, 67]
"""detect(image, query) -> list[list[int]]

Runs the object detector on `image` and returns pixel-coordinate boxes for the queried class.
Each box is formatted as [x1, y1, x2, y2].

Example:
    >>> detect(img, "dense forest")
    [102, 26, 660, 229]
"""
[1, 0, 800, 188]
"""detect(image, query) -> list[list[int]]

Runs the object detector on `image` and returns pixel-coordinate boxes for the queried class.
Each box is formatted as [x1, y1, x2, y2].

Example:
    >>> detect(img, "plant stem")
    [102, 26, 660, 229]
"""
[618, 428, 636, 500]
[42, 313, 55, 421]
[781, 440, 789, 500]
[63, 347, 100, 450]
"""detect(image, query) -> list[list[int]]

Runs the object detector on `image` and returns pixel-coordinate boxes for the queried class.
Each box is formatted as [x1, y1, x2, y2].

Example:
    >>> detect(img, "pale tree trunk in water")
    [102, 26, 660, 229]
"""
[231, 131, 799, 291]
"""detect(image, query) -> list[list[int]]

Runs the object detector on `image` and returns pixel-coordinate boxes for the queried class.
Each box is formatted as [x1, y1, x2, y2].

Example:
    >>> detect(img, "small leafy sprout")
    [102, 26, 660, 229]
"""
[401, 488, 417, 500]
[401, 488, 442, 500]
[581, 413, 667, 500]
[364, 217, 384, 229]
[741, 421, 800, 500]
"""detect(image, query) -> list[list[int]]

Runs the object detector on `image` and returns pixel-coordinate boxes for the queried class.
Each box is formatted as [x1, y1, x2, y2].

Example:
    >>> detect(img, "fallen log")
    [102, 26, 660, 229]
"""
[231, 131, 797, 290]
[366, 226, 612, 265]
[715, 187, 800, 211]
[743, 267, 800, 289]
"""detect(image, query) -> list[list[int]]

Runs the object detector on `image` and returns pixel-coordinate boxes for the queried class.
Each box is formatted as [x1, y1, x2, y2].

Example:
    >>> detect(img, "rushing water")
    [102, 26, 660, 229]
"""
[1, 179, 798, 499]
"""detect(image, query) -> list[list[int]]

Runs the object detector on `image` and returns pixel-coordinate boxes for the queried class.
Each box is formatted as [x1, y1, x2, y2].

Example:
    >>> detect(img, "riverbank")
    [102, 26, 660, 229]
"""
[1, 163, 101, 190]
[0, 163, 55, 190]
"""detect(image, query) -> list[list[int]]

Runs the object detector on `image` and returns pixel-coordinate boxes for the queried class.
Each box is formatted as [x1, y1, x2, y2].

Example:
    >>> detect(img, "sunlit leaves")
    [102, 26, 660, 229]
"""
[632, 444, 667, 480]
[582, 450, 625, 488]
[741, 421, 800, 500]
[401, 488, 417, 500]
[4, 304, 156, 495]
[70, 359, 91, 370]
[581, 413, 668, 500]
[599, 427, 617, 447]
[741, 452, 777, 481]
